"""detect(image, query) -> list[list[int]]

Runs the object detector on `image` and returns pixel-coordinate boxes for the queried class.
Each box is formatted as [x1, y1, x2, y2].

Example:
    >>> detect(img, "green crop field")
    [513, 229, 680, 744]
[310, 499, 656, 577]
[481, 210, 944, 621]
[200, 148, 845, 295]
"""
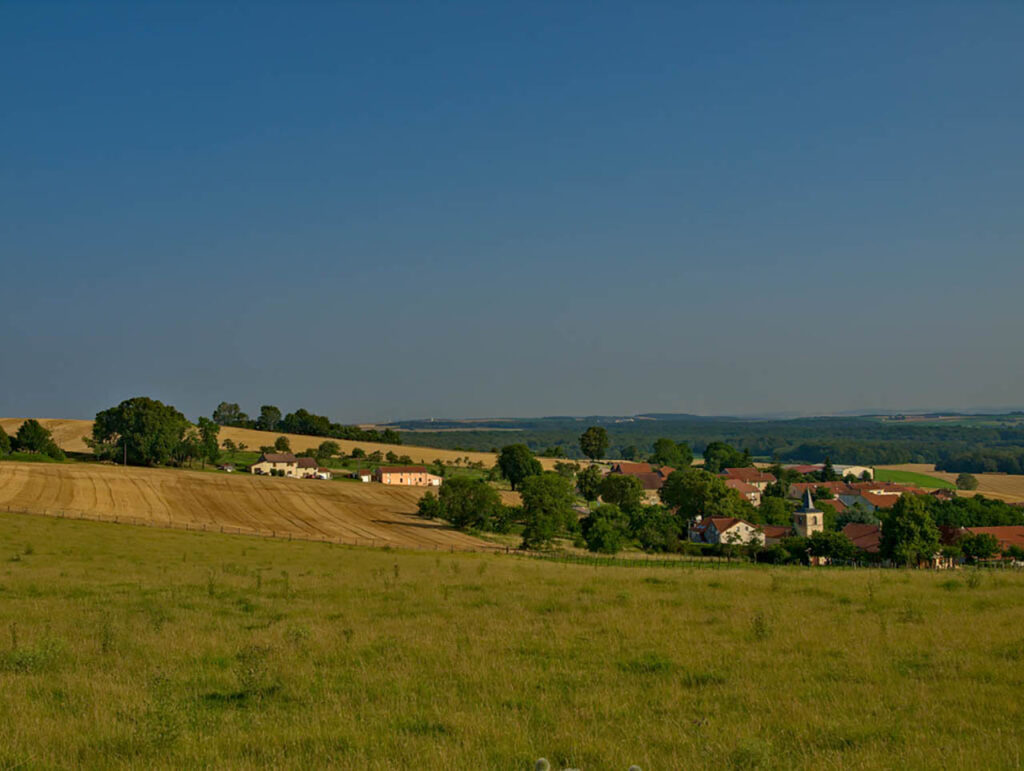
[873, 469, 956, 490]
[1, 513, 1023, 769]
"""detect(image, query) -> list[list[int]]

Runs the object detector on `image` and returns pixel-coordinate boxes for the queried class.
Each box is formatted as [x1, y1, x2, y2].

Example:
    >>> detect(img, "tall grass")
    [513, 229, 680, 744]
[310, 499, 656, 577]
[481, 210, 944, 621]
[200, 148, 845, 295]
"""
[1, 512, 1022, 769]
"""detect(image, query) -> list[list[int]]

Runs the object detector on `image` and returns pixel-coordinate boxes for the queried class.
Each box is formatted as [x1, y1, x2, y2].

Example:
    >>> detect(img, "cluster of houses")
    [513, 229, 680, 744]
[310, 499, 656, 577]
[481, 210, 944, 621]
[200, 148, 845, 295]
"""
[247, 452, 443, 487]
[604, 460, 1024, 563]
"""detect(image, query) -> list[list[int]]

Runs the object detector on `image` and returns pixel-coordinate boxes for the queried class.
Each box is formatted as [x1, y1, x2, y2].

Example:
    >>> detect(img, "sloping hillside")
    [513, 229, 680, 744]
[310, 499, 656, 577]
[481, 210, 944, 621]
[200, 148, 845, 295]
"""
[876, 463, 1024, 503]
[0, 418, 560, 469]
[0, 461, 492, 550]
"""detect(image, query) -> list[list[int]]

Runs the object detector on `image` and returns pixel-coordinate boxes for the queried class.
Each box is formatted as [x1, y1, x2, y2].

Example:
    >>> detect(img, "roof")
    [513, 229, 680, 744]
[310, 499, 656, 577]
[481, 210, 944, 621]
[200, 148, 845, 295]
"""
[378, 465, 428, 474]
[702, 516, 756, 533]
[761, 525, 792, 539]
[842, 523, 881, 553]
[357, 469, 371, 476]
[611, 462, 655, 474]
[965, 526, 1024, 551]
[790, 481, 855, 497]
[785, 464, 822, 474]
[630, 471, 667, 490]
[723, 467, 776, 484]
[797, 489, 820, 513]
[256, 453, 297, 464]
[858, 492, 902, 509]
[317, 467, 331, 473]
[295, 457, 318, 468]
[724, 479, 759, 495]
[817, 497, 847, 514]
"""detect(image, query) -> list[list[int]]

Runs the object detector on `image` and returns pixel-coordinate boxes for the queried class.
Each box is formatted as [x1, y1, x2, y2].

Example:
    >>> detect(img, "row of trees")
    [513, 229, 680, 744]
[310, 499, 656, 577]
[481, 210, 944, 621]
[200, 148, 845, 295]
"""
[0, 420, 66, 460]
[211, 402, 402, 445]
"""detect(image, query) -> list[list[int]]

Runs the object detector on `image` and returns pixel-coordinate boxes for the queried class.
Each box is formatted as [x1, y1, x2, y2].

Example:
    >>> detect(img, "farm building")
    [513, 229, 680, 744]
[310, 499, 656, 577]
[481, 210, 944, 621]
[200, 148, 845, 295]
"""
[355, 469, 373, 483]
[250, 453, 299, 477]
[374, 466, 442, 487]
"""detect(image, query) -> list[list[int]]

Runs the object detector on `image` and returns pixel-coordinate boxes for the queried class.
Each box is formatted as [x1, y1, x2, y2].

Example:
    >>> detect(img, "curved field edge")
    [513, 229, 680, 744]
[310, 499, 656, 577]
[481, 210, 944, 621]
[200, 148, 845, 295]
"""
[0, 462, 491, 551]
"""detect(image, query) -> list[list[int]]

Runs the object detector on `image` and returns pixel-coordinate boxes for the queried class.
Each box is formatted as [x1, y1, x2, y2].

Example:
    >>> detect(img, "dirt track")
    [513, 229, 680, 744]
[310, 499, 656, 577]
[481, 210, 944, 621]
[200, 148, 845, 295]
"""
[0, 461, 494, 550]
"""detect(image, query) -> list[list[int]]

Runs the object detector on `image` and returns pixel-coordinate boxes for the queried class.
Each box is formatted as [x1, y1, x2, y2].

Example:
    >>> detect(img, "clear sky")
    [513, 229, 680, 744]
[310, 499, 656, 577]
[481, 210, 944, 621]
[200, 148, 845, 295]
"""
[2, 2, 1022, 423]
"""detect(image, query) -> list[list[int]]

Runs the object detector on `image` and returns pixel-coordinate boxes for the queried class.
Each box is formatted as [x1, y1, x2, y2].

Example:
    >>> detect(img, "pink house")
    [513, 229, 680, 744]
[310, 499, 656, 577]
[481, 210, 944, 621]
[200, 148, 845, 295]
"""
[373, 465, 442, 487]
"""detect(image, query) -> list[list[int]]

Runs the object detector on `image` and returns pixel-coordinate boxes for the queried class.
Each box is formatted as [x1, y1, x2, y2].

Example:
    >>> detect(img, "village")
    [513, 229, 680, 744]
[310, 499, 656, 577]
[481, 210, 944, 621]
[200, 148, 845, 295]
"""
[241, 448, 1024, 567]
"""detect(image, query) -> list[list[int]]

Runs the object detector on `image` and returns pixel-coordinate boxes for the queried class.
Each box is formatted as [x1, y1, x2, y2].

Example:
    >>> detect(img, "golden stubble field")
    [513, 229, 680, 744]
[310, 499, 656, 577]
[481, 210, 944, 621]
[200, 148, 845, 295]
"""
[877, 463, 1024, 503]
[0, 418, 561, 469]
[0, 462, 490, 551]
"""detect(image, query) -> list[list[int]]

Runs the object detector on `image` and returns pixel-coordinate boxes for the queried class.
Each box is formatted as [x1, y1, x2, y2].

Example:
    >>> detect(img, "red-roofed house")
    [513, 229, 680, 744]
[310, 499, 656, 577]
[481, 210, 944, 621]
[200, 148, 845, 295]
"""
[964, 526, 1024, 556]
[761, 525, 792, 544]
[724, 478, 761, 507]
[721, 468, 776, 491]
[689, 517, 765, 546]
[250, 452, 299, 477]
[842, 523, 881, 553]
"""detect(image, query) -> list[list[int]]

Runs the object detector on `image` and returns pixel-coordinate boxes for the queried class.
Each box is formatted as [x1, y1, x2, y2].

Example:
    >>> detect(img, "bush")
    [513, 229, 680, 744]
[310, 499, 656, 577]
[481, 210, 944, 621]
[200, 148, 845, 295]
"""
[956, 473, 979, 491]
[417, 490, 442, 519]
[581, 504, 630, 554]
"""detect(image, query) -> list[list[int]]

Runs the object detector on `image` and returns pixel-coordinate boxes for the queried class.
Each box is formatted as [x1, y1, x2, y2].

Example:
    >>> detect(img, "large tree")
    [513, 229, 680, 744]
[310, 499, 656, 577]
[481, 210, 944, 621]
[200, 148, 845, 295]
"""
[879, 495, 941, 567]
[0, 425, 10, 455]
[660, 468, 739, 521]
[255, 405, 282, 432]
[599, 474, 644, 512]
[577, 464, 603, 504]
[578, 426, 609, 462]
[650, 438, 692, 469]
[212, 402, 249, 427]
[497, 444, 542, 491]
[701, 441, 749, 474]
[439, 478, 503, 530]
[197, 417, 220, 468]
[520, 473, 576, 549]
[92, 397, 189, 466]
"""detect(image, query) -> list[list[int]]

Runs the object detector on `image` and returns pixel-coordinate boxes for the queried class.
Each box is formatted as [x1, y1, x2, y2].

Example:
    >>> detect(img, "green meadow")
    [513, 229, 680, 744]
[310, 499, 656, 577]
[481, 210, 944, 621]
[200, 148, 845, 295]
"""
[873, 469, 956, 490]
[1, 513, 1022, 770]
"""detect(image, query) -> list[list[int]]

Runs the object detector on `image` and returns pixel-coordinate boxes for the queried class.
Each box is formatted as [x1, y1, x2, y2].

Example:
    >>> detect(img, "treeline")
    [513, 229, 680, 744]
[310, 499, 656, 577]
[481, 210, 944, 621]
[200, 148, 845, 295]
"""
[211, 402, 402, 445]
[381, 414, 1024, 474]
[90, 397, 221, 468]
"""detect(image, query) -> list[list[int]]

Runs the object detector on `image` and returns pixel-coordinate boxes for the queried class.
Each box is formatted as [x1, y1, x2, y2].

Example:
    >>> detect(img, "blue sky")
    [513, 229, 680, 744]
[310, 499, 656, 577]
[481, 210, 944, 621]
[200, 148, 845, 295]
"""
[1, 2, 1022, 422]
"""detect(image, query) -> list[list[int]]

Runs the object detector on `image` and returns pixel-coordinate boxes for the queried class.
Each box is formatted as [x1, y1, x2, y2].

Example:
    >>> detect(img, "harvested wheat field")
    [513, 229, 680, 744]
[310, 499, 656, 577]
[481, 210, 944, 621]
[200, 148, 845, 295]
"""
[0, 461, 492, 550]
[0, 418, 560, 469]
[877, 463, 1024, 503]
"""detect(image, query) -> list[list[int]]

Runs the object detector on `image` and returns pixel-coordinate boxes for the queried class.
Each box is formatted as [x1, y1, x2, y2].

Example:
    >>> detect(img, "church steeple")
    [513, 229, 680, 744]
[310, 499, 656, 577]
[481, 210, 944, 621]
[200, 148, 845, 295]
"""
[794, 488, 824, 537]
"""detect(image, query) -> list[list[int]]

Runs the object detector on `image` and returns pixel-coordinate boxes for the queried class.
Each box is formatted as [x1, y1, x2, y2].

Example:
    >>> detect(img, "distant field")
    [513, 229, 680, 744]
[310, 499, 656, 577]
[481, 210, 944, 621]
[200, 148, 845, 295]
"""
[0, 462, 488, 551]
[1, 512, 1023, 768]
[877, 463, 1024, 503]
[873, 468, 955, 490]
[0, 418, 561, 470]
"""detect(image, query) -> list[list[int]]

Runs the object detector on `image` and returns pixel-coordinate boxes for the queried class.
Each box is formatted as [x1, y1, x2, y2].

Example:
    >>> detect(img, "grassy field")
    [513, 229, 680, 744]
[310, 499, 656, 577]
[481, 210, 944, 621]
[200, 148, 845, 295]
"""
[2, 513, 1023, 769]
[872, 468, 955, 490]
[877, 464, 1024, 503]
[0, 462, 488, 551]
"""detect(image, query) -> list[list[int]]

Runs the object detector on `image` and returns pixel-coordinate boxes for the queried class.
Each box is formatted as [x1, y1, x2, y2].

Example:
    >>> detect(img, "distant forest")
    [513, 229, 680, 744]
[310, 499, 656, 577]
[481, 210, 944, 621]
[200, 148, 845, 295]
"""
[386, 414, 1024, 474]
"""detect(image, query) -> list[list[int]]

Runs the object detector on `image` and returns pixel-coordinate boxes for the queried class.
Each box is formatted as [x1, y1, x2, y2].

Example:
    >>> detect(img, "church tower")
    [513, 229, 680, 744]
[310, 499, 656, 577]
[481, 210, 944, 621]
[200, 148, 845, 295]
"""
[793, 489, 824, 537]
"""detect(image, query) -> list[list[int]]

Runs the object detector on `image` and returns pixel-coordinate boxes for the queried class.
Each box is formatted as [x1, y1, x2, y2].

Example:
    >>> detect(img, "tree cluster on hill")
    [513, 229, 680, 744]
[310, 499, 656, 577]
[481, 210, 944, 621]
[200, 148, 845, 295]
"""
[1, 420, 65, 460]
[89, 397, 219, 468]
[210, 402, 403, 445]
